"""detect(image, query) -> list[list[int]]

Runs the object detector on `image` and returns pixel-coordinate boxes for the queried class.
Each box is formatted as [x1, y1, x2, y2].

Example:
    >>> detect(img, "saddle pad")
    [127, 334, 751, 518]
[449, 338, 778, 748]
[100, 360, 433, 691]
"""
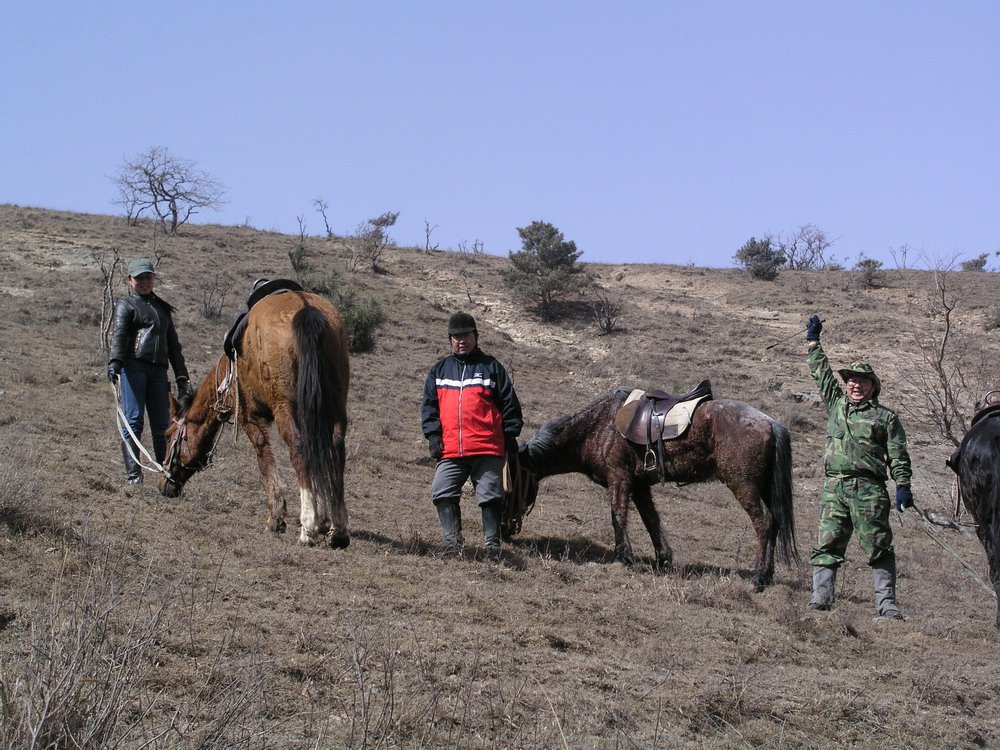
[658, 395, 709, 438]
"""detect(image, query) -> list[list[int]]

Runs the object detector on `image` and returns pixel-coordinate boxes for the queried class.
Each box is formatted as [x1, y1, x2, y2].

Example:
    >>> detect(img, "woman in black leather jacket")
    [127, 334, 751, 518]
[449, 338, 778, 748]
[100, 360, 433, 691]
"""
[107, 258, 189, 484]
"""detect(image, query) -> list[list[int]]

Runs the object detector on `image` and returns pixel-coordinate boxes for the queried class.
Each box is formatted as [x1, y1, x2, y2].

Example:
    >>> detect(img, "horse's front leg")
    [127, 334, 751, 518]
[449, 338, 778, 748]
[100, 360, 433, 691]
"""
[242, 416, 286, 534]
[631, 483, 673, 571]
[608, 480, 635, 566]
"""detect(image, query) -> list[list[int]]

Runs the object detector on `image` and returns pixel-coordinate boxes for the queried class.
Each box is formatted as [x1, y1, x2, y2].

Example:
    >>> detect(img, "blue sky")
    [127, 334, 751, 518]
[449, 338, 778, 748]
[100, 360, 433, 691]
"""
[2, 1, 998, 267]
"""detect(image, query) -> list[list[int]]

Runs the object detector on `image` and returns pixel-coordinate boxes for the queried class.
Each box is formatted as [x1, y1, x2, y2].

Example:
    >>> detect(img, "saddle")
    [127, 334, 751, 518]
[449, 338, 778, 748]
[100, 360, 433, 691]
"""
[614, 379, 713, 483]
[222, 278, 304, 359]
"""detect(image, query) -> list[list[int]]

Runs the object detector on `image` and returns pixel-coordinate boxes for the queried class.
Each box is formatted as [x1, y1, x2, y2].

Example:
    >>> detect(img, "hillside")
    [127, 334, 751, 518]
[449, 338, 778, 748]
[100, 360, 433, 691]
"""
[1, 204, 999, 749]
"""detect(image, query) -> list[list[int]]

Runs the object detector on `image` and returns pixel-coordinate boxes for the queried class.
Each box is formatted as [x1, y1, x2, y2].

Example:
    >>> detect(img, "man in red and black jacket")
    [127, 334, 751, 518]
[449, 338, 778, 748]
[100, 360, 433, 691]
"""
[421, 312, 523, 550]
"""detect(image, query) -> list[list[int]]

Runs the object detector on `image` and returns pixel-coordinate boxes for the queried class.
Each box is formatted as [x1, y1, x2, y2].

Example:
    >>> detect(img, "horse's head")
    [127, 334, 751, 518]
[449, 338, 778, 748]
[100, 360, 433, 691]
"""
[158, 392, 202, 497]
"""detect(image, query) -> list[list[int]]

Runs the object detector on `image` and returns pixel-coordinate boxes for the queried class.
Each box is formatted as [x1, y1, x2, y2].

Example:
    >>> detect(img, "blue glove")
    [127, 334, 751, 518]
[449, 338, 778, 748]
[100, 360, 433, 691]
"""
[806, 315, 822, 341]
[107, 360, 122, 382]
[895, 486, 913, 512]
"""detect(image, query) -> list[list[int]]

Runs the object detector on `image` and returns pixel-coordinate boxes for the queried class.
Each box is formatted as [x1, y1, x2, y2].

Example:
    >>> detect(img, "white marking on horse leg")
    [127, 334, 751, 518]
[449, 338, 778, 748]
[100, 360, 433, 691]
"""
[299, 487, 318, 545]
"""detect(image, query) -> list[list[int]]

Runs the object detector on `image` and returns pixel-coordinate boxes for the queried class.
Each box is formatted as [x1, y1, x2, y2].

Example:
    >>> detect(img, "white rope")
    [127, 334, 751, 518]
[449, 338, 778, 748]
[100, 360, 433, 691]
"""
[901, 505, 997, 600]
[111, 380, 166, 475]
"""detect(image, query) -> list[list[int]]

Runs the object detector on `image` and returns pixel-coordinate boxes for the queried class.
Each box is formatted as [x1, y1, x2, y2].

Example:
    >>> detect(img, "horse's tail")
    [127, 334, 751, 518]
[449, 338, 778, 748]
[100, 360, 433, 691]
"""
[767, 420, 799, 565]
[292, 303, 348, 540]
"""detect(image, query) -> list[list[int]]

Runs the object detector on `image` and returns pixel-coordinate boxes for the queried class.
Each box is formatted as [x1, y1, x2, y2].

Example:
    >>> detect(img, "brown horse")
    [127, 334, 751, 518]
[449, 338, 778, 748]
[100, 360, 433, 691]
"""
[159, 291, 351, 548]
[515, 387, 797, 589]
[947, 403, 1000, 627]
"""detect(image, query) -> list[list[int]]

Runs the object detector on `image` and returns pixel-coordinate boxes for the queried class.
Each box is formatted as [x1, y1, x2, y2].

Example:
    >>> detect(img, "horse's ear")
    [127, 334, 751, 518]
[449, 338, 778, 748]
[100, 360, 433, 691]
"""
[168, 392, 181, 418]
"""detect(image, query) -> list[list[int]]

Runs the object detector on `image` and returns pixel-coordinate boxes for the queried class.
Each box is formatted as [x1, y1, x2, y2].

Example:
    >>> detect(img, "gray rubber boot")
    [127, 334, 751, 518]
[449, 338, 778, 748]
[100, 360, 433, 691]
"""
[121, 439, 143, 485]
[808, 565, 837, 610]
[872, 558, 903, 619]
[481, 502, 502, 550]
[435, 501, 464, 549]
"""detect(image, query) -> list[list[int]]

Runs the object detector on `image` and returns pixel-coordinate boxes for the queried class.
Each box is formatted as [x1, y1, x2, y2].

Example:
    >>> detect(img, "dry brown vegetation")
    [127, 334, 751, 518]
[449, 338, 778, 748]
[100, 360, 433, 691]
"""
[1, 204, 999, 749]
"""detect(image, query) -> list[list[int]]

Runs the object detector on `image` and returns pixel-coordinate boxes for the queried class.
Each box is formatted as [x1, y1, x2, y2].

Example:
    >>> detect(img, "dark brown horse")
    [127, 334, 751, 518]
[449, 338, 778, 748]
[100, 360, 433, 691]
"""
[947, 404, 1000, 627]
[159, 291, 350, 548]
[516, 387, 797, 589]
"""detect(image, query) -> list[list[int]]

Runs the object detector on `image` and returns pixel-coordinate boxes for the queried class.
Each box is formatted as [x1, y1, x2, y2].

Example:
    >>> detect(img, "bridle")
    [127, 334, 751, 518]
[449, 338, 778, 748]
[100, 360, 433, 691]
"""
[163, 355, 240, 483]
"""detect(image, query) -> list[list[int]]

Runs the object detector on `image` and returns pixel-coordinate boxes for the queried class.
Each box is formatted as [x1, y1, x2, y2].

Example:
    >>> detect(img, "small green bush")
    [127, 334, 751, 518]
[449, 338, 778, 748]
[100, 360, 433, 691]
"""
[733, 237, 785, 280]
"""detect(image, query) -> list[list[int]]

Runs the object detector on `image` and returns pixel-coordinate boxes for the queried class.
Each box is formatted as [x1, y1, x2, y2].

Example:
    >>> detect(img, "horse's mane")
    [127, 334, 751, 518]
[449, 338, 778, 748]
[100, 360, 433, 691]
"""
[524, 388, 628, 466]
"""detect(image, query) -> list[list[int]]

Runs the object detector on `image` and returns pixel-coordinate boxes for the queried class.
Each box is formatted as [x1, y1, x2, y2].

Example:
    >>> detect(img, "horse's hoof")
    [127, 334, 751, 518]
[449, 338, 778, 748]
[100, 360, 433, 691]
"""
[328, 531, 350, 549]
[298, 530, 320, 546]
[653, 556, 673, 574]
[267, 519, 287, 534]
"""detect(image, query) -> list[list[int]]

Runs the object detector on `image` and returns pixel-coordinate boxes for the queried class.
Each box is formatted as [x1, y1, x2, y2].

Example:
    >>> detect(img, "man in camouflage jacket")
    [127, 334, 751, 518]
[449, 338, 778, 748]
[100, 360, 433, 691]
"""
[804, 315, 913, 620]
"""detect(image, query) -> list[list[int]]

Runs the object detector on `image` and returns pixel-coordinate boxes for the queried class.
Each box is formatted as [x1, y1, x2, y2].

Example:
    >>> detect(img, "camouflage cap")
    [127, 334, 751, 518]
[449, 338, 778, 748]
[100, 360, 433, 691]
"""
[838, 361, 881, 398]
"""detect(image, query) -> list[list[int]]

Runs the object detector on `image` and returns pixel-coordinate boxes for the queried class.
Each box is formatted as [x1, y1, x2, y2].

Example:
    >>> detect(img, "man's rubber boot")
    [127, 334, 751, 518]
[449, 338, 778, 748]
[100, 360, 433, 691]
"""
[808, 565, 836, 611]
[435, 501, 464, 549]
[481, 501, 502, 551]
[873, 558, 904, 620]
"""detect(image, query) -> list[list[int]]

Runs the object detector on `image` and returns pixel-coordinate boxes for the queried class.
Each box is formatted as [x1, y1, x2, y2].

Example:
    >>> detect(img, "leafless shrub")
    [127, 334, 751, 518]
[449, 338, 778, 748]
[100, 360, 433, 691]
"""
[0, 441, 43, 533]
[457, 238, 485, 263]
[289, 214, 311, 281]
[200, 272, 232, 319]
[591, 287, 622, 335]
[0, 541, 277, 750]
[983, 305, 1000, 332]
[346, 212, 398, 273]
[91, 246, 125, 351]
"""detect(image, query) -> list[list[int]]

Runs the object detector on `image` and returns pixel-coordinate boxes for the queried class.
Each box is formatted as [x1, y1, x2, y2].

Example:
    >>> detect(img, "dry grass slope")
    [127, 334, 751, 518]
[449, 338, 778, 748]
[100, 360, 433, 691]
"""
[1, 204, 999, 748]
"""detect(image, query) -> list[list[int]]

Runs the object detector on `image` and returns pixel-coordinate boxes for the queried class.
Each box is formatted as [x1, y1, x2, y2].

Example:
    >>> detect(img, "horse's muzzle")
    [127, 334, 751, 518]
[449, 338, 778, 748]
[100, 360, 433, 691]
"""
[159, 475, 184, 498]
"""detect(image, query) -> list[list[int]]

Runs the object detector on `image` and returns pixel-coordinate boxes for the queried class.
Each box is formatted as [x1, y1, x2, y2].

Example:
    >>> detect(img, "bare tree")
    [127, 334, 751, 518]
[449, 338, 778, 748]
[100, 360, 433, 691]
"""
[423, 219, 439, 252]
[314, 198, 335, 238]
[111, 146, 226, 235]
[904, 253, 995, 446]
[780, 224, 838, 270]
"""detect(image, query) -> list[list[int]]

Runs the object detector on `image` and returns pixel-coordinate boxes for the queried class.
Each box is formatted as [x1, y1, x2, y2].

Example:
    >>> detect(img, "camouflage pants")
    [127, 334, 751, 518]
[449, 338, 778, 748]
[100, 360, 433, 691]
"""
[809, 476, 894, 567]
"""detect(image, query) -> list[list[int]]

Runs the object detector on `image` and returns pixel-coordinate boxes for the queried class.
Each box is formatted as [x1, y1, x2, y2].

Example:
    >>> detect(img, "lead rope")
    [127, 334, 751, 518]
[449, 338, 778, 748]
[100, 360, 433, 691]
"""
[900, 503, 996, 600]
[111, 381, 166, 475]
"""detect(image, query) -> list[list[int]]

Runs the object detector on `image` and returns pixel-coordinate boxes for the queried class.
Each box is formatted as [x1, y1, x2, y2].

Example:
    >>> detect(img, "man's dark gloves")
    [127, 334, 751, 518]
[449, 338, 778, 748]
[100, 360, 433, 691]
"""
[505, 435, 518, 456]
[176, 377, 191, 397]
[107, 360, 122, 382]
[428, 434, 444, 460]
[806, 315, 822, 341]
[895, 486, 914, 512]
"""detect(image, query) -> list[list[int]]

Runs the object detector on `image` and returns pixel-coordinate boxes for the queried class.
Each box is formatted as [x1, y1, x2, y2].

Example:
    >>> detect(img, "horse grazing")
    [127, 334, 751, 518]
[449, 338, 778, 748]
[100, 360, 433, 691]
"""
[516, 387, 797, 589]
[159, 291, 351, 548]
[947, 402, 1000, 627]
